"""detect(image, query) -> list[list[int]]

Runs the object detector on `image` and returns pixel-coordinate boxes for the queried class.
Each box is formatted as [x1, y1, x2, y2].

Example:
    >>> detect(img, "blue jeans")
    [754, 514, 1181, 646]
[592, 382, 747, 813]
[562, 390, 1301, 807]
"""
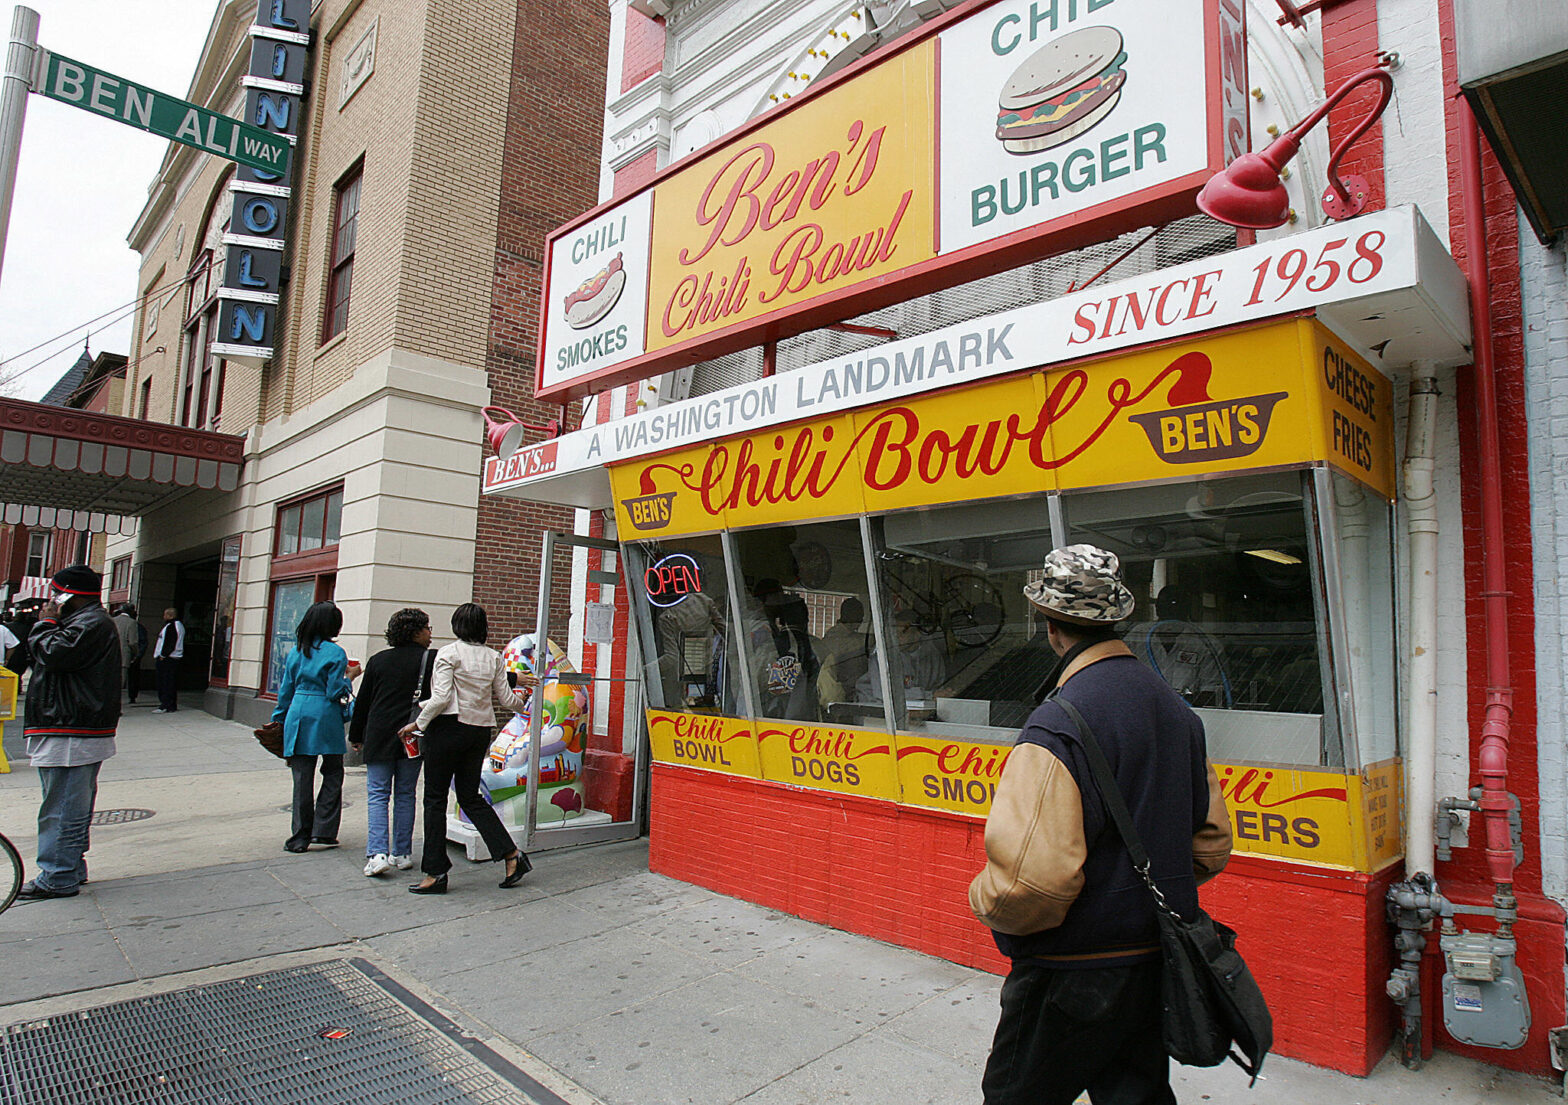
[365, 756, 422, 857]
[36, 762, 101, 892]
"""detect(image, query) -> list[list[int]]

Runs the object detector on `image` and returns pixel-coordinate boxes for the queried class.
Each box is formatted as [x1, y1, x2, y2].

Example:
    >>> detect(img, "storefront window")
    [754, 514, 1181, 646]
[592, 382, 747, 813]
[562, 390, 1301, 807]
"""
[1324, 471, 1398, 767]
[870, 499, 1051, 740]
[265, 578, 316, 696]
[1062, 471, 1338, 767]
[730, 520, 877, 726]
[628, 535, 741, 716]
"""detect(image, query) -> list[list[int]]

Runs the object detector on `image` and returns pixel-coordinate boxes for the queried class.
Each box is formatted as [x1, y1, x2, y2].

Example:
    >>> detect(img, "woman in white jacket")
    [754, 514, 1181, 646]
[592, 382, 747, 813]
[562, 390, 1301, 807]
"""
[400, 603, 532, 894]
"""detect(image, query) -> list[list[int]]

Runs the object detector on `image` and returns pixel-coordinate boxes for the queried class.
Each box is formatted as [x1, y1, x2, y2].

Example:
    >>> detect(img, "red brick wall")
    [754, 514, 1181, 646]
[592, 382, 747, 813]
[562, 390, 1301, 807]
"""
[649, 762, 1403, 1074]
[1321, 0, 1387, 211]
[473, 0, 609, 638]
[1433, 0, 1562, 1075]
[613, 149, 660, 197]
[620, 7, 664, 94]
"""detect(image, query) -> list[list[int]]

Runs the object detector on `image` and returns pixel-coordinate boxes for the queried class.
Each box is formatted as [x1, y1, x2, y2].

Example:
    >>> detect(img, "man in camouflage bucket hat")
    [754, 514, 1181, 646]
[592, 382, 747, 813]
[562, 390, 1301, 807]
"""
[971, 544, 1232, 1104]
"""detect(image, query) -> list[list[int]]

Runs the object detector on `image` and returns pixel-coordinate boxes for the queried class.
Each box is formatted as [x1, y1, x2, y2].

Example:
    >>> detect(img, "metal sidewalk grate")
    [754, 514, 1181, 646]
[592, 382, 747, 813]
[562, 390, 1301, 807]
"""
[0, 960, 564, 1105]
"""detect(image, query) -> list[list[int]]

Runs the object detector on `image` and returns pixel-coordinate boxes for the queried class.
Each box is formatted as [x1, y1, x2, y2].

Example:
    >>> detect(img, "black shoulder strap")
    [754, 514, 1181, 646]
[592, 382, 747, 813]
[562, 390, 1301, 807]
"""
[1053, 695, 1151, 877]
[417, 648, 437, 700]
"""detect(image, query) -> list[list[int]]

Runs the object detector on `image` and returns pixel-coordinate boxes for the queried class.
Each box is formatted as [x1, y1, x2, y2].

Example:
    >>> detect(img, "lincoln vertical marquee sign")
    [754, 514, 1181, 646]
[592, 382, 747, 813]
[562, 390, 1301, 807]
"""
[212, 0, 310, 368]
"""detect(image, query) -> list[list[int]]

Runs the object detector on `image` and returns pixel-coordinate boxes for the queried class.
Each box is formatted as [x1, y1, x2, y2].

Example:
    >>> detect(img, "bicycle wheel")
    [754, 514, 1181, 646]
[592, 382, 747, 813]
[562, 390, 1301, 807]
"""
[0, 832, 21, 915]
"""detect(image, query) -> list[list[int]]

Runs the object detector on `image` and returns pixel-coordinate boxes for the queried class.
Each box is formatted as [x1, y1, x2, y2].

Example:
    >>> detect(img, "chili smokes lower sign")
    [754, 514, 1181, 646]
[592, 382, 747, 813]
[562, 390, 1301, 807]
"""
[535, 0, 1247, 403]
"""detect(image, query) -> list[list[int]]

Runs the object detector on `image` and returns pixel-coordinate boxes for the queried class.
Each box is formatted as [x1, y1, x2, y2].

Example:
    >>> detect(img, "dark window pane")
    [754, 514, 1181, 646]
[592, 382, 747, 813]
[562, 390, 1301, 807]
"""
[324, 491, 342, 546]
[300, 496, 326, 551]
[278, 505, 301, 555]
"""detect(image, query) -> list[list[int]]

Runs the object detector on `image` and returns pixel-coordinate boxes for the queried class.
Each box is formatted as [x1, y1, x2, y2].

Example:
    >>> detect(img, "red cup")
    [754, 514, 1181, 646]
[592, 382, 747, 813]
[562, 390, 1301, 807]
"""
[403, 731, 421, 758]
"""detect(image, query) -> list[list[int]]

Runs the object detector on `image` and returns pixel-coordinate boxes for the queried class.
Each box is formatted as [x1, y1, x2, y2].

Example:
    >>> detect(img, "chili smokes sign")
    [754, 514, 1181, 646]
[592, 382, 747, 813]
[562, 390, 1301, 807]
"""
[535, 0, 1248, 403]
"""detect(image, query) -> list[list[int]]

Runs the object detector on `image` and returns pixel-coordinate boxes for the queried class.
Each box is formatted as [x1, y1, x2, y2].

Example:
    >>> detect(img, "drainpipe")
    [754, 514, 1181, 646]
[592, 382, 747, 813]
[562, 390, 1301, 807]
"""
[1457, 98, 1519, 916]
[1404, 365, 1440, 879]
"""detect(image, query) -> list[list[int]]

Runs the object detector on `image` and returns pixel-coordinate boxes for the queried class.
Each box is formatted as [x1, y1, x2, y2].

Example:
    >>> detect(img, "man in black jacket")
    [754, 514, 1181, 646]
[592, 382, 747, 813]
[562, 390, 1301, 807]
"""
[970, 545, 1232, 1104]
[18, 565, 121, 900]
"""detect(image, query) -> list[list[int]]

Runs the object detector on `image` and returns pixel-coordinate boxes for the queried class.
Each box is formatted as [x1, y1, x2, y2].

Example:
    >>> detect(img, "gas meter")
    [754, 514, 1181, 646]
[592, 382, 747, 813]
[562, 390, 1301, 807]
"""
[1440, 931, 1529, 1049]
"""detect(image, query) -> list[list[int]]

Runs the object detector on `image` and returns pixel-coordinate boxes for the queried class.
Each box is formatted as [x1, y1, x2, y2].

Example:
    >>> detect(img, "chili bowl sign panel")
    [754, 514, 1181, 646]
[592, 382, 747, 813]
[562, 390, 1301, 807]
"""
[939, 0, 1215, 254]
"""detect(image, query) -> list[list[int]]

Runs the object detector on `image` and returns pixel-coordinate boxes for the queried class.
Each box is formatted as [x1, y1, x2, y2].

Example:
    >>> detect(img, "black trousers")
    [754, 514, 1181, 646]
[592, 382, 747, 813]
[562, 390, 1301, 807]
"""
[420, 716, 519, 877]
[155, 657, 179, 710]
[982, 959, 1175, 1105]
[286, 754, 343, 848]
[124, 664, 141, 703]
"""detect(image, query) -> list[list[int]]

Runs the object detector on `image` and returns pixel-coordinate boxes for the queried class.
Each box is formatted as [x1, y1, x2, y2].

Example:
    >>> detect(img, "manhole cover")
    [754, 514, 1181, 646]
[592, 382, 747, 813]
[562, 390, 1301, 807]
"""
[0, 959, 565, 1104]
[90, 808, 155, 825]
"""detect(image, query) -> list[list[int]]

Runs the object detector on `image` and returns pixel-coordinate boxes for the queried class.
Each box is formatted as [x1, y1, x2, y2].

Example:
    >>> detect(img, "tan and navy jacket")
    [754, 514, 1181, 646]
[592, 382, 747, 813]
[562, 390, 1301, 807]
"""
[969, 640, 1231, 965]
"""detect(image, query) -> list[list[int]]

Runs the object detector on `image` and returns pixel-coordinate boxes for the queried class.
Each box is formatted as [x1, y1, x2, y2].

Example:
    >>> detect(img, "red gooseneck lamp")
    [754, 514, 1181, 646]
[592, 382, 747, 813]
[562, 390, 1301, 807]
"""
[1197, 65, 1396, 229]
[482, 407, 561, 461]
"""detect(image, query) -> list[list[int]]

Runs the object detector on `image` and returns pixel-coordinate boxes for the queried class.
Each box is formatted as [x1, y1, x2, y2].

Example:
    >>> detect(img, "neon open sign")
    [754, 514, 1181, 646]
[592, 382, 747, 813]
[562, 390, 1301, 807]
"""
[645, 553, 701, 608]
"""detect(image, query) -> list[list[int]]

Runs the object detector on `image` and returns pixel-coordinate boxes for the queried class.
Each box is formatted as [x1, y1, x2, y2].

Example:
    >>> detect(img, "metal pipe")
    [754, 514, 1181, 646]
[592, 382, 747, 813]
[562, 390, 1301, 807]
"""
[1403, 368, 1440, 877]
[0, 6, 40, 286]
[1457, 98, 1519, 908]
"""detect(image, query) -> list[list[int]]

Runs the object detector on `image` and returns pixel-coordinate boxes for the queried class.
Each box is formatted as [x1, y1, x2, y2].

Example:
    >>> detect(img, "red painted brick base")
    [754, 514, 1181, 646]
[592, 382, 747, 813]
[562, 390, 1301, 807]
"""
[649, 763, 1405, 1076]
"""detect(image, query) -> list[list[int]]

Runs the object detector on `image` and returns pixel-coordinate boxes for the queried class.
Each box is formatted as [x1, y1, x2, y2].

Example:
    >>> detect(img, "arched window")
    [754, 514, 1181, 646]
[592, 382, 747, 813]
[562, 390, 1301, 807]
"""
[181, 170, 234, 429]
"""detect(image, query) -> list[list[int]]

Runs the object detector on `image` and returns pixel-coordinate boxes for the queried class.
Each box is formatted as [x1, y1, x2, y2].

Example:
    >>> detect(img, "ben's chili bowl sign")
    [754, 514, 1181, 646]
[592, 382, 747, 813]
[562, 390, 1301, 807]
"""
[489, 208, 1426, 500]
[532, 0, 1244, 404]
[610, 324, 1317, 535]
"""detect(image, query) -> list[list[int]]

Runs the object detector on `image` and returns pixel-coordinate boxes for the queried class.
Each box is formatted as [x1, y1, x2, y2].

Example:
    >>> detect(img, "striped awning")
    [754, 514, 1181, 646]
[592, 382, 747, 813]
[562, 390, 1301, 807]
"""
[0, 397, 245, 525]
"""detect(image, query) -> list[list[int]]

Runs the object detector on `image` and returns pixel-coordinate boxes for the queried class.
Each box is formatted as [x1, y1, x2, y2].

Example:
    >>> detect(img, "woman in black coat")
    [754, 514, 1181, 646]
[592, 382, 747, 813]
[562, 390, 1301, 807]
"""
[349, 608, 431, 876]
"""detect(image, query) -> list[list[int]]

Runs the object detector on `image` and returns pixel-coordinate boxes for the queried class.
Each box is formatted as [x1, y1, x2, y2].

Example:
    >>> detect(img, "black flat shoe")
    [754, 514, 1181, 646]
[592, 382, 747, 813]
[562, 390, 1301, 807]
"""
[284, 842, 308, 853]
[498, 851, 532, 889]
[310, 837, 339, 848]
[408, 875, 447, 895]
[16, 880, 79, 900]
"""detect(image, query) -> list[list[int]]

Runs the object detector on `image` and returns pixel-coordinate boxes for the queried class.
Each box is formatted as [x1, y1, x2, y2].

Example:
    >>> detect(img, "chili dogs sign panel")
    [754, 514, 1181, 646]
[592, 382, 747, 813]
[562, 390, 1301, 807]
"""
[535, 0, 1246, 403]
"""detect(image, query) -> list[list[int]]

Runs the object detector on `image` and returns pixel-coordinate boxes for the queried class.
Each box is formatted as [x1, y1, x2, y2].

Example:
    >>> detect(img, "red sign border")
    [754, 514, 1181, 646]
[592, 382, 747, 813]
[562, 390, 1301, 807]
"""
[535, 0, 1236, 405]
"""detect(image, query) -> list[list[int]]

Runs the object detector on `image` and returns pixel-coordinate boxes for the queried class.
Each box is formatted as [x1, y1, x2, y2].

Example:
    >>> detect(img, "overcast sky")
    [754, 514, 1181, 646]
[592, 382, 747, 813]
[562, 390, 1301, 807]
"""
[0, 0, 217, 401]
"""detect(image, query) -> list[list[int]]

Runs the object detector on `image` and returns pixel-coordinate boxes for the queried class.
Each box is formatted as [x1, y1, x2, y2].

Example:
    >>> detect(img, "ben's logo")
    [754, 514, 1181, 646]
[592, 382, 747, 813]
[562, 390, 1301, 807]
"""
[1126, 352, 1287, 464]
[622, 491, 676, 531]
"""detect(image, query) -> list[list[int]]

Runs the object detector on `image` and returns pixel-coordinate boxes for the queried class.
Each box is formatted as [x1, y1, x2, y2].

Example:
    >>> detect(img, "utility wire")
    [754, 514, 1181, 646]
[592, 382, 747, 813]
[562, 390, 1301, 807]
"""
[0, 273, 187, 373]
[6, 297, 148, 384]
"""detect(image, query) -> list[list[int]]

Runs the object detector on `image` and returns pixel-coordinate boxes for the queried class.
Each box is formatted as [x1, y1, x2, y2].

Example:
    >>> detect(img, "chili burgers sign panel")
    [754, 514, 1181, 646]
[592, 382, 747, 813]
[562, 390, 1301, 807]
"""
[539, 190, 653, 396]
[939, 0, 1216, 253]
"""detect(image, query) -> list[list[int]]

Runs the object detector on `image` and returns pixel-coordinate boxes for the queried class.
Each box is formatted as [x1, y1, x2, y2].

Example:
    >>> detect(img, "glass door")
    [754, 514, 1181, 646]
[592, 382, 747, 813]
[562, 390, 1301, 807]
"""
[521, 530, 646, 850]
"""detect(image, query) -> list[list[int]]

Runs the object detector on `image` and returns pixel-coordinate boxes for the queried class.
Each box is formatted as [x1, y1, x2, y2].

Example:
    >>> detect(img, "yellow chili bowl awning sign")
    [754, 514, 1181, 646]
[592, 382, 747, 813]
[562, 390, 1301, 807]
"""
[611, 318, 1395, 538]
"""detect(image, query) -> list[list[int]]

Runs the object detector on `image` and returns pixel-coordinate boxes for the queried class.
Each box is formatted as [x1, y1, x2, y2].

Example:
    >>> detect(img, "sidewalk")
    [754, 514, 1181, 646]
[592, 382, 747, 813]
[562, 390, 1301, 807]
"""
[0, 702, 1560, 1104]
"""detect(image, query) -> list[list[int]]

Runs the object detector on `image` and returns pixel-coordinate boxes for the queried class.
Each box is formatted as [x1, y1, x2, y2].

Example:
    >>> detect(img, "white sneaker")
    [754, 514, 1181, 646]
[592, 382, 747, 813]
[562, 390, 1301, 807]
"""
[363, 854, 392, 877]
[390, 854, 414, 870]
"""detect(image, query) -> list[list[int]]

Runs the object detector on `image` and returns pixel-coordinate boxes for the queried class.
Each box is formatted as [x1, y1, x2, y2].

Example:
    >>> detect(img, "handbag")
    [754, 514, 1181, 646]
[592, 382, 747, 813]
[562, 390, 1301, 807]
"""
[402, 649, 438, 757]
[1053, 696, 1273, 1083]
[253, 721, 285, 759]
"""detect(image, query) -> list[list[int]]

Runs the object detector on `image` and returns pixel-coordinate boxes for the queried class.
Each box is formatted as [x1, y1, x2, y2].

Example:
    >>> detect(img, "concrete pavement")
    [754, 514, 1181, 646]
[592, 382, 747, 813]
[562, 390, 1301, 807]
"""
[0, 700, 1561, 1104]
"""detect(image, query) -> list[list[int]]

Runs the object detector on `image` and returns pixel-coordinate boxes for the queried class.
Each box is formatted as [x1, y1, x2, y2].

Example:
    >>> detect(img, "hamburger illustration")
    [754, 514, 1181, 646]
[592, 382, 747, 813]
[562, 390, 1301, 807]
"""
[996, 26, 1128, 155]
[562, 252, 626, 329]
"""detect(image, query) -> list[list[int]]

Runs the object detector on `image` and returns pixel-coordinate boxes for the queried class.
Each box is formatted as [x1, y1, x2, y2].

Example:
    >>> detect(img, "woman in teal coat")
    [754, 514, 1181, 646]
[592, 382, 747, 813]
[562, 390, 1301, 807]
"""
[275, 601, 356, 853]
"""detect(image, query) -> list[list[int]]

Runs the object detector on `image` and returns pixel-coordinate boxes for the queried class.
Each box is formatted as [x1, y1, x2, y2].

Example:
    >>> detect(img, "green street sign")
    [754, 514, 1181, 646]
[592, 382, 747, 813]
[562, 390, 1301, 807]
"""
[33, 49, 291, 175]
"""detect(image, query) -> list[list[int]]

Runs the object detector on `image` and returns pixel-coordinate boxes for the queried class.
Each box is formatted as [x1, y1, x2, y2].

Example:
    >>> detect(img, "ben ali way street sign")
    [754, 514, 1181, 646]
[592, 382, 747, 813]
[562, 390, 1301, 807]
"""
[32, 49, 290, 174]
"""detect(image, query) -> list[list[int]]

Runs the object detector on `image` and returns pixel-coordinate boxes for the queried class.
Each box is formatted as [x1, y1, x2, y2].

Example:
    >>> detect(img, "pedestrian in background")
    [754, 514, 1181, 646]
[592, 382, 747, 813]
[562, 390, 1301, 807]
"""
[970, 545, 1233, 1105]
[350, 608, 432, 877]
[18, 566, 121, 900]
[400, 602, 531, 895]
[273, 600, 357, 853]
[111, 603, 144, 705]
[152, 607, 185, 713]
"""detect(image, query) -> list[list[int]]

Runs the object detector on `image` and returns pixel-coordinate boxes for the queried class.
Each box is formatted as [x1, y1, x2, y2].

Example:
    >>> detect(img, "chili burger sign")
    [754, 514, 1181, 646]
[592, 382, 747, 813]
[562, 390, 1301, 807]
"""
[535, 0, 1248, 403]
